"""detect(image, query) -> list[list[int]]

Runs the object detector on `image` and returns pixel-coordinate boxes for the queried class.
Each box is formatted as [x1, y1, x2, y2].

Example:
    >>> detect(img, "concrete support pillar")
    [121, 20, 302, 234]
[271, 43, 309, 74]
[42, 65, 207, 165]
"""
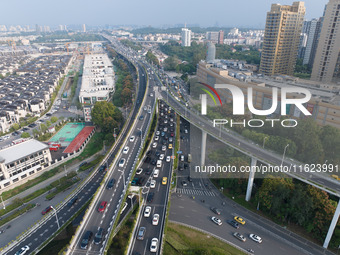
[200, 130, 207, 166]
[245, 157, 257, 201]
[323, 198, 340, 248]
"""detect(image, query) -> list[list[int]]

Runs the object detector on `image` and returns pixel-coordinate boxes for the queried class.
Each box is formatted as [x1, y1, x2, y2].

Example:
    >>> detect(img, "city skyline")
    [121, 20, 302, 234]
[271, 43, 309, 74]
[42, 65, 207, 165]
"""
[0, 0, 329, 28]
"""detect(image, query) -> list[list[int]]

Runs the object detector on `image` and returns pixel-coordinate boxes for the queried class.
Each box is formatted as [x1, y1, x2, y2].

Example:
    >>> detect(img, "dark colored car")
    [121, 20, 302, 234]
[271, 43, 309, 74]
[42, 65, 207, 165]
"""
[137, 177, 145, 186]
[155, 151, 160, 157]
[99, 165, 106, 171]
[147, 192, 155, 202]
[151, 159, 156, 165]
[67, 197, 78, 208]
[145, 169, 151, 175]
[41, 206, 53, 215]
[187, 176, 193, 182]
[79, 161, 88, 167]
[137, 226, 146, 240]
[94, 228, 104, 244]
[210, 207, 221, 215]
[227, 220, 240, 229]
[80, 230, 93, 249]
[144, 157, 151, 164]
[28, 123, 37, 128]
[147, 150, 152, 156]
[107, 178, 115, 189]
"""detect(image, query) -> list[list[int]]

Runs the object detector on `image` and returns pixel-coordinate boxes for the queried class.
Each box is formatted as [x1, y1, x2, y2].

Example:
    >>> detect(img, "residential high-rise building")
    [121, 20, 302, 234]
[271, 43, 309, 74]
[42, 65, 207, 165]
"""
[218, 30, 224, 44]
[206, 42, 216, 62]
[303, 18, 321, 66]
[181, 28, 191, 47]
[206, 31, 219, 43]
[311, 0, 340, 83]
[259, 2, 305, 76]
[82, 24, 86, 33]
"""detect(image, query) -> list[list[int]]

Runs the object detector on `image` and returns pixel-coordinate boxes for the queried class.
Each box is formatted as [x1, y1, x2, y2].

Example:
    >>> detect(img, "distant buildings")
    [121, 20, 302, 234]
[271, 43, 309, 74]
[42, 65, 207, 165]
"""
[79, 53, 115, 122]
[82, 24, 86, 33]
[311, 0, 340, 83]
[181, 28, 191, 47]
[260, 2, 305, 76]
[218, 30, 224, 45]
[302, 19, 322, 67]
[225, 29, 264, 47]
[206, 31, 219, 44]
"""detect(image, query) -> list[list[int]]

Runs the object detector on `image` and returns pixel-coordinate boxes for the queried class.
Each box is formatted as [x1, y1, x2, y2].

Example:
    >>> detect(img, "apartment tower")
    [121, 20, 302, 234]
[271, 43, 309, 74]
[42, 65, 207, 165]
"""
[311, 0, 340, 83]
[259, 2, 305, 76]
[181, 28, 192, 47]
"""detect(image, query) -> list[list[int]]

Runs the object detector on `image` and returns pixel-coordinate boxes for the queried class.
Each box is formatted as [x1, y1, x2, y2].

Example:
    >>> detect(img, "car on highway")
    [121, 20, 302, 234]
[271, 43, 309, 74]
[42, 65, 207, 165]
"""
[211, 216, 222, 225]
[153, 169, 159, 178]
[249, 234, 262, 243]
[94, 228, 104, 244]
[227, 220, 240, 229]
[152, 214, 160, 226]
[159, 154, 165, 160]
[41, 206, 53, 215]
[123, 146, 129, 154]
[99, 165, 107, 171]
[107, 179, 115, 189]
[144, 206, 151, 217]
[162, 177, 167, 185]
[234, 216, 246, 225]
[136, 168, 143, 175]
[155, 136, 159, 141]
[139, 115, 144, 120]
[118, 158, 126, 167]
[166, 156, 171, 162]
[130, 136, 135, 142]
[98, 201, 107, 212]
[152, 142, 157, 148]
[15, 245, 30, 255]
[210, 207, 221, 215]
[150, 180, 156, 188]
[147, 192, 155, 202]
[181, 180, 188, 187]
[168, 143, 173, 149]
[80, 230, 93, 249]
[233, 232, 246, 242]
[162, 145, 166, 151]
[144, 106, 147, 111]
[137, 226, 146, 240]
[156, 131, 160, 136]
[79, 161, 88, 167]
[67, 197, 78, 208]
[150, 238, 159, 253]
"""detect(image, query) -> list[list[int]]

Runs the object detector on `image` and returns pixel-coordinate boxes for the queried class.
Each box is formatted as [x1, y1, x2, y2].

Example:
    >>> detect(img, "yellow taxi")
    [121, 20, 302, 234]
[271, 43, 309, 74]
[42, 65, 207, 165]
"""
[168, 143, 173, 149]
[234, 216, 246, 225]
[162, 177, 167, 185]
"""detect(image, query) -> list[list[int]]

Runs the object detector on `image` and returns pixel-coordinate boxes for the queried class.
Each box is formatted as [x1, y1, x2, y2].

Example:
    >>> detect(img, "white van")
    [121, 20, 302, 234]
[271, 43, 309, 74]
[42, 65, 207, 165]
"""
[157, 160, 162, 168]
[153, 169, 159, 178]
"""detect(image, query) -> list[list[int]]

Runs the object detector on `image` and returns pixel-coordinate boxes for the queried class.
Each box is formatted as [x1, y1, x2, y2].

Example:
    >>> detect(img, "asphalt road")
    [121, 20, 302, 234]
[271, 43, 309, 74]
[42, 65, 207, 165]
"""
[68, 48, 156, 253]
[129, 100, 175, 255]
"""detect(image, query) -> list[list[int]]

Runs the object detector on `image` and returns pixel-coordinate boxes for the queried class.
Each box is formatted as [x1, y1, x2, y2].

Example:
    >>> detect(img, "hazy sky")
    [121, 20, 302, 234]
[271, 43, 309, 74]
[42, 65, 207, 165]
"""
[1, 0, 329, 28]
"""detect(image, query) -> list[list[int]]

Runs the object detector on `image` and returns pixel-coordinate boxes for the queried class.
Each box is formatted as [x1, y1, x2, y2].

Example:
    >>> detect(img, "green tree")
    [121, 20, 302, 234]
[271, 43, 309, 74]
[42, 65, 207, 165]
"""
[12, 123, 20, 131]
[40, 124, 47, 132]
[320, 125, 340, 165]
[91, 101, 123, 133]
[146, 50, 159, 66]
[163, 56, 179, 71]
[51, 116, 58, 123]
[21, 132, 31, 138]
[46, 120, 51, 127]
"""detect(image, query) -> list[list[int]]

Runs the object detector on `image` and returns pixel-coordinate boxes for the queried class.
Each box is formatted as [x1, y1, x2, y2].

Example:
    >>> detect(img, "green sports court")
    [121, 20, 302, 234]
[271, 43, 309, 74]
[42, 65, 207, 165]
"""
[49, 123, 85, 147]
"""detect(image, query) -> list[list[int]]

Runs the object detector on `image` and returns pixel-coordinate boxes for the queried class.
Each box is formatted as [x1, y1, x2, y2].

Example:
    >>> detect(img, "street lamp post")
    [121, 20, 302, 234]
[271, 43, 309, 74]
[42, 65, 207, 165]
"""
[0, 196, 5, 210]
[64, 165, 67, 176]
[51, 206, 60, 229]
[118, 169, 126, 189]
[281, 144, 290, 166]
[263, 136, 268, 148]
[114, 128, 118, 144]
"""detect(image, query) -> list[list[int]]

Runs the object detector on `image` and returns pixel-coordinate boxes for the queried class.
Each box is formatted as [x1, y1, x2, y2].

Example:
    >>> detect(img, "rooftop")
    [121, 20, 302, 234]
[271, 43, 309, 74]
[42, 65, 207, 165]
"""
[0, 139, 48, 164]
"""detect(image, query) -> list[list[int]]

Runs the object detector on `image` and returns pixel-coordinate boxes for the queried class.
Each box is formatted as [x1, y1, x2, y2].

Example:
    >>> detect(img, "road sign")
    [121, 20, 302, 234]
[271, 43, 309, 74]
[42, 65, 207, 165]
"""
[113, 134, 117, 137]
[171, 156, 176, 159]
[177, 151, 182, 154]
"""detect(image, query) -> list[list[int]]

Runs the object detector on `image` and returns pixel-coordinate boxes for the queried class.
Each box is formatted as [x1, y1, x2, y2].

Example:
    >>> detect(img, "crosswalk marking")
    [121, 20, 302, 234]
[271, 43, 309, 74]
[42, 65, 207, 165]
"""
[176, 188, 215, 197]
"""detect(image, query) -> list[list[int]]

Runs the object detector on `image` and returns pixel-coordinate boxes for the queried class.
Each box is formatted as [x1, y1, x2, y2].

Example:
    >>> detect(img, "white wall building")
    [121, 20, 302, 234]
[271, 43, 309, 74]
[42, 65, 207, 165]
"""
[181, 28, 192, 47]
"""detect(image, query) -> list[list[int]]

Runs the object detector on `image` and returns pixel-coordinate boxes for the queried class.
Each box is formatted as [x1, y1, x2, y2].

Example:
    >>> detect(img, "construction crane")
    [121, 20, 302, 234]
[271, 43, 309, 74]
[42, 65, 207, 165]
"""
[7, 39, 16, 51]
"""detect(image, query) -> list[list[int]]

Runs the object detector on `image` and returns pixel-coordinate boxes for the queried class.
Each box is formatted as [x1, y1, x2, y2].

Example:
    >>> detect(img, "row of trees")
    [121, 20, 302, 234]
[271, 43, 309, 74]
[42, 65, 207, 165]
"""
[91, 101, 123, 134]
[112, 58, 133, 107]
[145, 50, 159, 66]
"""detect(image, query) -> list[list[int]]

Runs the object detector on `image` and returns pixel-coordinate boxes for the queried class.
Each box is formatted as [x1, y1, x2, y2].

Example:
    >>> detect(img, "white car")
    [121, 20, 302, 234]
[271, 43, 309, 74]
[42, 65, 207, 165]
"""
[118, 158, 126, 167]
[150, 238, 158, 253]
[249, 234, 262, 243]
[136, 168, 143, 175]
[211, 216, 222, 226]
[166, 156, 171, 162]
[156, 131, 160, 136]
[162, 145, 166, 151]
[144, 106, 147, 111]
[152, 214, 160, 226]
[152, 142, 157, 148]
[150, 180, 156, 188]
[154, 136, 159, 141]
[15, 245, 30, 255]
[130, 136, 135, 142]
[4, 135, 10, 140]
[159, 154, 165, 160]
[163, 127, 168, 132]
[144, 206, 151, 217]
[123, 146, 129, 154]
